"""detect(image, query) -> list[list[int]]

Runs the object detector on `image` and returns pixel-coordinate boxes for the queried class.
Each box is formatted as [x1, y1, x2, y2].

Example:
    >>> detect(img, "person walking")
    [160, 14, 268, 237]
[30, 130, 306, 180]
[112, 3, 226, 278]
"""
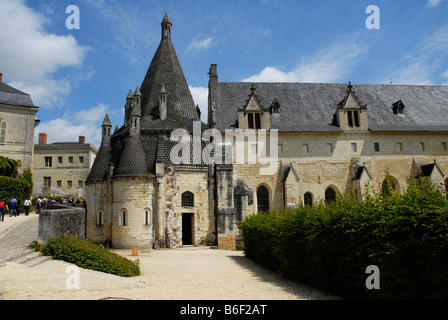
[24, 198, 31, 216]
[9, 198, 18, 217]
[0, 199, 8, 221]
[36, 197, 41, 214]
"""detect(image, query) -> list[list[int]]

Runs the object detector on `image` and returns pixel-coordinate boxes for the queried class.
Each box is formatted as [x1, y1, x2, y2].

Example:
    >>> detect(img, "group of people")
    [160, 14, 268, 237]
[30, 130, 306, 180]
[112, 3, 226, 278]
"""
[0, 197, 32, 221]
[0, 196, 88, 221]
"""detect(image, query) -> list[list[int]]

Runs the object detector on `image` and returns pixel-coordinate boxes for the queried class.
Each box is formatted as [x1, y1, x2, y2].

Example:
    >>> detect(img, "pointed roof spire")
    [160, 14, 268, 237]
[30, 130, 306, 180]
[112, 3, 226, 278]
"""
[162, 12, 172, 25]
[134, 86, 141, 96]
[161, 12, 172, 40]
[126, 89, 133, 100]
[102, 114, 112, 127]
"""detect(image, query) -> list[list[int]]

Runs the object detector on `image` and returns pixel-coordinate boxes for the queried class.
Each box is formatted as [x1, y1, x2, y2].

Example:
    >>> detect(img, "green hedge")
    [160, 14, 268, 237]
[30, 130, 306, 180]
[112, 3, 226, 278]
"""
[0, 176, 32, 203]
[41, 236, 140, 277]
[240, 177, 448, 299]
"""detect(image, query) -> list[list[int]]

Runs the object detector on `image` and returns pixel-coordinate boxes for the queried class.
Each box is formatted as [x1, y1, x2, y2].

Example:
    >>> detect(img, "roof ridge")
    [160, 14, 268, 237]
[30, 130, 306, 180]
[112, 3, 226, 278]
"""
[221, 81, 448, 87]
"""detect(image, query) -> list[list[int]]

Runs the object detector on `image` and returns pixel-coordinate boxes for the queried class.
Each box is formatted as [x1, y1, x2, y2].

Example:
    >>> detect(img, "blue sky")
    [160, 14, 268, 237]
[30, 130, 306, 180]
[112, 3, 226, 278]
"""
[0, 0, 447, 148]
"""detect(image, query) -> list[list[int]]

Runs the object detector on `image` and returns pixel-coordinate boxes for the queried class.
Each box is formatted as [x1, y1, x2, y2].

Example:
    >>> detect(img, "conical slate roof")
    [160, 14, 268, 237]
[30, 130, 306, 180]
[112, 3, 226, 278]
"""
[114, 135, 147, 177]
[140, 13, 198, 122]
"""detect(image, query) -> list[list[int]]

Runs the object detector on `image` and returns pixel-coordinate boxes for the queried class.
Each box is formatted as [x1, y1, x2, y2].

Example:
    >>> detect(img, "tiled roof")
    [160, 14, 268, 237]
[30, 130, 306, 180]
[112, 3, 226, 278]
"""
[214, 82, 448, 132]
[0, 82, 37, 109]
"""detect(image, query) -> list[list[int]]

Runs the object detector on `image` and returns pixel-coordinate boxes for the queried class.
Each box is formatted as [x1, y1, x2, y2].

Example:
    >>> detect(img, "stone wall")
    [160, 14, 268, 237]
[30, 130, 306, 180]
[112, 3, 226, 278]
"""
[38, 204, 86, 243]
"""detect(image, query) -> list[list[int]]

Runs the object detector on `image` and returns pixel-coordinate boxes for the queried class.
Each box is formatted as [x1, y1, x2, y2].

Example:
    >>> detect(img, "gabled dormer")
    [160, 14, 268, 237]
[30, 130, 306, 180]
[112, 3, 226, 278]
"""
[237, 84, 270, 130]
[335, 82, 369, 131]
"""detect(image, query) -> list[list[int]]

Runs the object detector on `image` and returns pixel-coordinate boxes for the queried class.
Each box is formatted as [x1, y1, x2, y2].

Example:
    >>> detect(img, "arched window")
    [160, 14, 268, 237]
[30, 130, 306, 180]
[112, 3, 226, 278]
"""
[181, 191, 194, 207]
[257, 185, 270, 213]
[382, 178, 396, 197]
[304, 192, 313, 207]
[325, 187, 336, 203]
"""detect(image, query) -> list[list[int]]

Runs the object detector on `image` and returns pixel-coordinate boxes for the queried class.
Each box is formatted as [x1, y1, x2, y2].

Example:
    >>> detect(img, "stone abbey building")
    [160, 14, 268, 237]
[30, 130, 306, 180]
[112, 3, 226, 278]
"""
[86, 13, 448, 250]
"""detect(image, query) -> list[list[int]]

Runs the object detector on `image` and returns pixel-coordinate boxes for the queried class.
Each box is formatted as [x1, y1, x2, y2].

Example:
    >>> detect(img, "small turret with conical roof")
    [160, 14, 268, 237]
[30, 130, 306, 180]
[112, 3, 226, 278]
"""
[101, 114, 112, 146]
[161, 12, 172, 40]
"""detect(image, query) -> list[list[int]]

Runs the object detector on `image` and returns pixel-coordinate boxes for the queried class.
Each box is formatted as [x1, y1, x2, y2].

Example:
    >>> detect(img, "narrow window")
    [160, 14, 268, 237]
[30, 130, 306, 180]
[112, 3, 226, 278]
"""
[79, 156, 84, 164]
[327, 143, 334, 153]
[78, 180, 83, 188]
[58, 156, 63, 164]
[57, 180, 62, 188]
[419, 142, 425, 152]
[397, 142, 403, 152]
[145, 210, 150, 225]
[278, 144, 283, 154]
[442, 142, 447, 151]
[122, 210, 127, 226]
[374, 143, 380, 152]
[69, 156, 73, 164]
[250, 144, 257, 154]
[302, 144, 309, 154]
[347, 111, 354, 127]
[0, 121, 6, 144]
[97, 211, 103, 226]
[248, 113, 254, 129]
[351, 143, 357, 152]
[67, 180, 72, 188]
[254, 113, 261, 129]
[353, 111, 360, 127]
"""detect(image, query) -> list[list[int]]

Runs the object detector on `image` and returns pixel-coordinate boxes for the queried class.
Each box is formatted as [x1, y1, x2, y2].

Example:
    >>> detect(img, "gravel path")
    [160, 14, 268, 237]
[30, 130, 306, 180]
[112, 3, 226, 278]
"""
[0, 214, 338, 300]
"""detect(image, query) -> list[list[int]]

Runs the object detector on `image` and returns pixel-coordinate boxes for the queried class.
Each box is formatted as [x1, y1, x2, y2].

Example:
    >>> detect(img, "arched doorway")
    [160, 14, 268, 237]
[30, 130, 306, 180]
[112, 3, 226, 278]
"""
[257, 185, 270, 213]
[325, 187, 337, 203]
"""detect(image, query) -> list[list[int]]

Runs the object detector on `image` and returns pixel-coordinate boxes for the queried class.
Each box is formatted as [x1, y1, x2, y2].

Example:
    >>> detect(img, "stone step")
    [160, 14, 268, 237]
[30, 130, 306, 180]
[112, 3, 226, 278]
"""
[10, 250, 51, 267]
[23, 255, 51, 267]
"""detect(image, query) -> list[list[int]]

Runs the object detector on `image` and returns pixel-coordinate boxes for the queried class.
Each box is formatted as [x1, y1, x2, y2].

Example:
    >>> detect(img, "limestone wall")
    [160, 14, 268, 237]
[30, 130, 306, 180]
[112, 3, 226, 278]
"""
[38, 204, 86, 243]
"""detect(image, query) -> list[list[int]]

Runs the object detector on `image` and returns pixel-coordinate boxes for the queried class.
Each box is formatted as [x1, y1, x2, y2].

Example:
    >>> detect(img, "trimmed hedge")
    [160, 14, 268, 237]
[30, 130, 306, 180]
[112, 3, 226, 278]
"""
[42, 236, 140, 277]
[240, 177, 448, 299]
[0, 176, 32, 203]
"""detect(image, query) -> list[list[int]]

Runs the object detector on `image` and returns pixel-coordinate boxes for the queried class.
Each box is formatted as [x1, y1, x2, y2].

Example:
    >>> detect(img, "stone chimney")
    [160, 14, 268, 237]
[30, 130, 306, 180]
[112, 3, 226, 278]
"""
[78, 136, 86, 144]
[39, 133, 47, 145]
[0, 73, 3, 82]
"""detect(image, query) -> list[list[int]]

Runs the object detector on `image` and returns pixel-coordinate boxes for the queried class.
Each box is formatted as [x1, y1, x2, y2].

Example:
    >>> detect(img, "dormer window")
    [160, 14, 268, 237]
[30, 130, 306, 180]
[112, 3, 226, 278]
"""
[237, 84, 270, 130]
[270, 99, 280, 114]
[392, 100, 405, 115]
[335, 82, 368, 131]
[347, 110, 360, 127]
[248, 112, 261, 129]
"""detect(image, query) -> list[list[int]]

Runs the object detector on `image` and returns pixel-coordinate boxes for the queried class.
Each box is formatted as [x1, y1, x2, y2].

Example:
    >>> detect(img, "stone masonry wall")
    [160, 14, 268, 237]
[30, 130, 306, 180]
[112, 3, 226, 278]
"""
[38, 204, 86, 243]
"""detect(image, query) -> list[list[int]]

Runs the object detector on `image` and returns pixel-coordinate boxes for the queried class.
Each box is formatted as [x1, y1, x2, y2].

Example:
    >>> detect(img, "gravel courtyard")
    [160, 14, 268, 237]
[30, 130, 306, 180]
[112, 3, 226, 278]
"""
[0, 214, 337, 300]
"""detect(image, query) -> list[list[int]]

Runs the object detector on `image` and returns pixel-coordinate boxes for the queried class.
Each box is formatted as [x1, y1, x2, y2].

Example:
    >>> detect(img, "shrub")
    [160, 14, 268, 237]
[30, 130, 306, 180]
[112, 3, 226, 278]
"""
[0, 176, 32, 203]
[240, 177, 448, 299]
[41, 236, 140, 277]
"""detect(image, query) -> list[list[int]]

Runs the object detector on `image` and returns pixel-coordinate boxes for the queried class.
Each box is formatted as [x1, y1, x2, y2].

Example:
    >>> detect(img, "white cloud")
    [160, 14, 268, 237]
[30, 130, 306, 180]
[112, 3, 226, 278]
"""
[0, 0, 89, 108]
[427, 0, 448, 7]
[187, 36, 214, 52]
[189, 86, 208, 123]
[385, 24, 448, 85]
[36, 103, 110, 148]
[242, 35, 368, 83]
